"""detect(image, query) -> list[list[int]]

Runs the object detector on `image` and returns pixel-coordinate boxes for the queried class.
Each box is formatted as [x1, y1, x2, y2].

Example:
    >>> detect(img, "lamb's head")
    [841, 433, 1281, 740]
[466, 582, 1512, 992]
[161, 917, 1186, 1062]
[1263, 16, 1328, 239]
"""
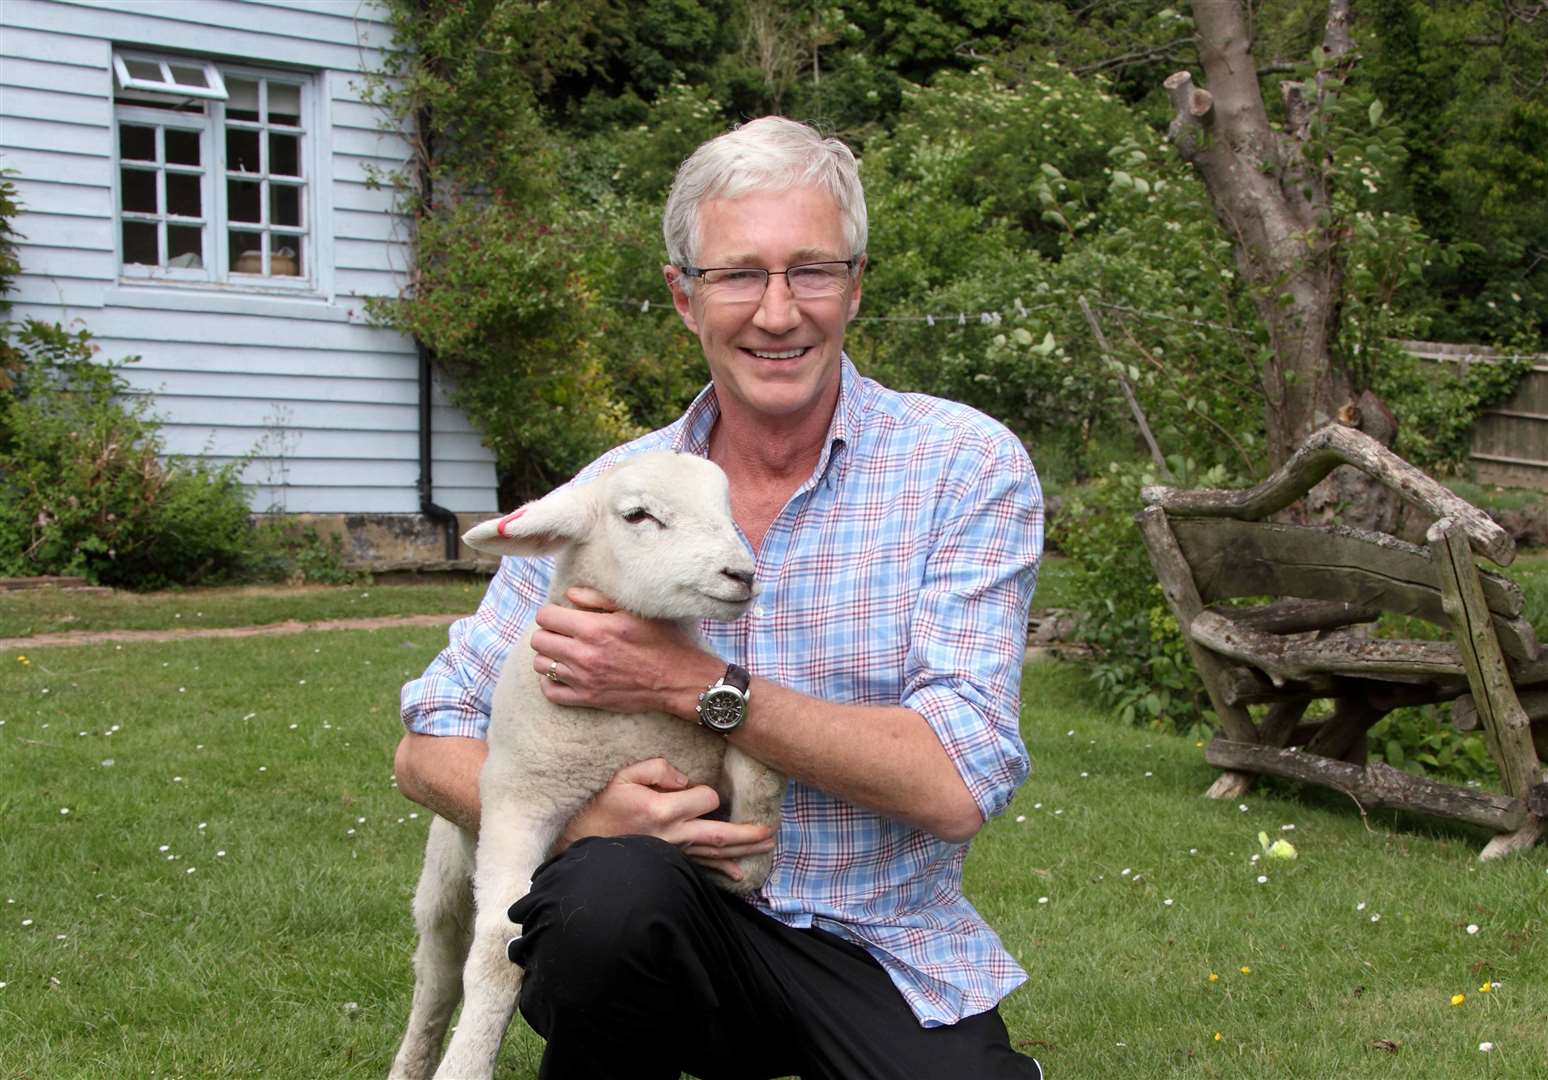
[462, 452, 757, 622]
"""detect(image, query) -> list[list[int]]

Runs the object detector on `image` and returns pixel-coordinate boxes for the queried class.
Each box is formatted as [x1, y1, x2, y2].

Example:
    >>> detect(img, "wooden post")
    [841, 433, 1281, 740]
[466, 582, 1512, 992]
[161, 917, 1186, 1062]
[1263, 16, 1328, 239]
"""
[1136, 505, 1258, 799]
[1429, 520, 1544, 800]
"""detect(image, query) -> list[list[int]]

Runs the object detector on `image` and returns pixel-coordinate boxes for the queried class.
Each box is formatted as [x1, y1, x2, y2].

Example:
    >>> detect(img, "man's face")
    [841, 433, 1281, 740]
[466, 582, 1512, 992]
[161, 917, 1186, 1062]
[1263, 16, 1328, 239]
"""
[666, 186, 863, 427]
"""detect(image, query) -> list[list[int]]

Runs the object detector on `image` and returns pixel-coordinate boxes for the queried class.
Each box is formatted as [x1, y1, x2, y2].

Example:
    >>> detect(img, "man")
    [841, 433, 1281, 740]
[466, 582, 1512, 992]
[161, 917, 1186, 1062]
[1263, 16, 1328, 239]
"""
[397, 116, 1045, 1079]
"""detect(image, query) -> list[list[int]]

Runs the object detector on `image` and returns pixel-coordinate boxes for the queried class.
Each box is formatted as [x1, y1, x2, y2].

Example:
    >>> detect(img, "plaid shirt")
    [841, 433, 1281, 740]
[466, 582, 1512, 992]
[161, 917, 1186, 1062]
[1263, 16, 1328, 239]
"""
[401, 357, 1044, 1027]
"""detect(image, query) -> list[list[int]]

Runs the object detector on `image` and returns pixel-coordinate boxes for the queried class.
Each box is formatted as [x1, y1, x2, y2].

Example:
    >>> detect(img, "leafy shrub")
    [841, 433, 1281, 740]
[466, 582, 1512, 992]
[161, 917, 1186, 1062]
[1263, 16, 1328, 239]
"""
[1366, 705, 1497, 785]
[1052, 459, 1219, 736]
[243, 521, 362, 587]
[0, 320, 256, 588]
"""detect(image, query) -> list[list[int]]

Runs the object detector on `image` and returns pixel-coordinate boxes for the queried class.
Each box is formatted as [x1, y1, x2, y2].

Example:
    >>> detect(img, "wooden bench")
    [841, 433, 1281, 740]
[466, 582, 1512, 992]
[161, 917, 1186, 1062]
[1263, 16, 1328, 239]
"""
[1137, 423, 1548, 860]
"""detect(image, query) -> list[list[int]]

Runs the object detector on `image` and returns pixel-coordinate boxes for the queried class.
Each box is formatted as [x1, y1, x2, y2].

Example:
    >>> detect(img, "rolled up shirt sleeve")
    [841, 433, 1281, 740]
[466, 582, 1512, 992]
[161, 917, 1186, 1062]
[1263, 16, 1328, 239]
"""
[400, 554, 554, 739]
[901, 429, 1043, 822]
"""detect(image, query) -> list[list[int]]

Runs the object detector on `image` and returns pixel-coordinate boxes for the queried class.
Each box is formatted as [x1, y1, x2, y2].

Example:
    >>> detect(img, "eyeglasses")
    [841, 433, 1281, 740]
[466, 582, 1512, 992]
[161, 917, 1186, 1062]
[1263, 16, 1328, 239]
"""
[678, 260, 855, 302]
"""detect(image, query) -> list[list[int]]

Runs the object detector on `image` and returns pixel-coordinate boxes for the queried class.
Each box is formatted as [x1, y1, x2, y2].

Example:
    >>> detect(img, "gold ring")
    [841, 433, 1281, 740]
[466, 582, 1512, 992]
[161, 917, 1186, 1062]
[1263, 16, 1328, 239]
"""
[546, 659, 560, 683]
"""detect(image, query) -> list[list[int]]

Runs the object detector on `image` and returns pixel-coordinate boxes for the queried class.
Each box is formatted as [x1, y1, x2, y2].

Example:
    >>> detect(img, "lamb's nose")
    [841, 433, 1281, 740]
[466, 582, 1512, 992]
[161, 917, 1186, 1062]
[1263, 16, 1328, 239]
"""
[721, 568, 755, 589]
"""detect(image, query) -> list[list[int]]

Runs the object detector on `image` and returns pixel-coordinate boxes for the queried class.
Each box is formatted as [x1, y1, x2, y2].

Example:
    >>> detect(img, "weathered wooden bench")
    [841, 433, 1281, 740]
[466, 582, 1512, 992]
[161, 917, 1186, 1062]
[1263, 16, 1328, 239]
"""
[1138, 423, 1548, 860]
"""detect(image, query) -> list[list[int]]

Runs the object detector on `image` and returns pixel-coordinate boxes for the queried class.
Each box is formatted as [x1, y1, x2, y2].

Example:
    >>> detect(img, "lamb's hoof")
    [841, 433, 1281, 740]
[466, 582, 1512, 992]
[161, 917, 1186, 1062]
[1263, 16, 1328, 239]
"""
[505, 936, 521, 963]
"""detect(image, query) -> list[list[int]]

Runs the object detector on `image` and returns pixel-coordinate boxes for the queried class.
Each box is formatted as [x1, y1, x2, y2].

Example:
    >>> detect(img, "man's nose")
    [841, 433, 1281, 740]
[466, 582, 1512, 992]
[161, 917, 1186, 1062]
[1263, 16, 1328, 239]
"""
[753, 273, 802, 332]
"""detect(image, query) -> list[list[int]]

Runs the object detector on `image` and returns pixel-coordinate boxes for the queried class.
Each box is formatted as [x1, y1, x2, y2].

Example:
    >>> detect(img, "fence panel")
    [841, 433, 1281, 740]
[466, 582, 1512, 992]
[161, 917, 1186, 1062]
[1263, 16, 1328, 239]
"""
[1395, 340, 1548, 492]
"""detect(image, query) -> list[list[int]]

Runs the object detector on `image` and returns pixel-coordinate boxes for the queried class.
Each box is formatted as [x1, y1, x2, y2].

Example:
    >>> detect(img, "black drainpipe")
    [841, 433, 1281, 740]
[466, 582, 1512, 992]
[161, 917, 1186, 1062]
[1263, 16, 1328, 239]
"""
[418, 339, 460, 560]
[413, 95, 458, 561]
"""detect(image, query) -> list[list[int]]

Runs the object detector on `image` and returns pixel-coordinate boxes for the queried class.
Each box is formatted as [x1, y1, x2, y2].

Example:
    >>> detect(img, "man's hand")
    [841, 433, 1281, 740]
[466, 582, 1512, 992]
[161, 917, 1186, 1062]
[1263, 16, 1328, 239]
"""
[556, 757, 776, 882]
[530, 587, 721, 719]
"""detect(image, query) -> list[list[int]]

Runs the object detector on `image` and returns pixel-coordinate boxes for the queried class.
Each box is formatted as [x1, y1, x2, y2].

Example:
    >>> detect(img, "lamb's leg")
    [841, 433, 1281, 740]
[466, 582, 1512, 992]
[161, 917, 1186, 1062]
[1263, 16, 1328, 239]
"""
[717, 747, 786, 895]
[389, 816, 475, 1080]
[430, 798, 569, 1080]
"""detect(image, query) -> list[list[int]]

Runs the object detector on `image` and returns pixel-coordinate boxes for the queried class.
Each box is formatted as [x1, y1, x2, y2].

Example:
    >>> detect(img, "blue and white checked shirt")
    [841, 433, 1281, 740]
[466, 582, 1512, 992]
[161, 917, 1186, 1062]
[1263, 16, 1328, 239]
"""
[402, 356, 1044, 1026]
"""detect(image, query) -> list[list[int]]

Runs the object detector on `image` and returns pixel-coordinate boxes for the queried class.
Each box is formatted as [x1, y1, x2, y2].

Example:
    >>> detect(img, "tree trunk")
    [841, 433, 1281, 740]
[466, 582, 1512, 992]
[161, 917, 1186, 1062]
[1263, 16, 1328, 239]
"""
[1166, 1, 1396, 527]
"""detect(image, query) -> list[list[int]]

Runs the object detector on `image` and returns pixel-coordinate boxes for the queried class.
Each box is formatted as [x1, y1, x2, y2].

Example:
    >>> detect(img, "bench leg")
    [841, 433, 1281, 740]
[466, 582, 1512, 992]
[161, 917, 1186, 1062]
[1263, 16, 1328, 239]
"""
[1204, 770, 1254, 800]
[1479, 812, 1544, 861]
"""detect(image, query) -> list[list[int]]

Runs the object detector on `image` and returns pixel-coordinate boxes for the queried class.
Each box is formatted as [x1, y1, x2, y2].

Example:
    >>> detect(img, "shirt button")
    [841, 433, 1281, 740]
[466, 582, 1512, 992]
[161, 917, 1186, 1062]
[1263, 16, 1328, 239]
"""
[752, 606, 765, 618]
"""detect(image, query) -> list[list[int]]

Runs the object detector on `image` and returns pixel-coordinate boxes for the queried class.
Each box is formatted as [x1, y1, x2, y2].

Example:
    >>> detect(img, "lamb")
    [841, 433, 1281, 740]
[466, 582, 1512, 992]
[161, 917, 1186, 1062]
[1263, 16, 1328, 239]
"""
[389, 451, 787, 1080]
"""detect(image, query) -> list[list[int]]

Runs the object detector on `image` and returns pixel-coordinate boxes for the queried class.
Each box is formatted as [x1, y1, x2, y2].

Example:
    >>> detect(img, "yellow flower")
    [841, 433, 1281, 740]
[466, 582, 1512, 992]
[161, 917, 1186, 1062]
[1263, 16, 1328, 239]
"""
[1479, 982, 1492, 994]
[1239, 966, 1251, 975]
[1214, 1032, 1223, 1042]
[1208, 973, 1219, 983]
[16, 655, 28, 665]
[1451, 993, 1466, 1006]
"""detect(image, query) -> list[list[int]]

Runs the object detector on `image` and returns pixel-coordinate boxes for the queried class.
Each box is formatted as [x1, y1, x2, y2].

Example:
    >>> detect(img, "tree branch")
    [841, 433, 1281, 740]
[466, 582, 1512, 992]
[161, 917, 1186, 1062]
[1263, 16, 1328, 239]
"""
[1074, 37, 1195, 75]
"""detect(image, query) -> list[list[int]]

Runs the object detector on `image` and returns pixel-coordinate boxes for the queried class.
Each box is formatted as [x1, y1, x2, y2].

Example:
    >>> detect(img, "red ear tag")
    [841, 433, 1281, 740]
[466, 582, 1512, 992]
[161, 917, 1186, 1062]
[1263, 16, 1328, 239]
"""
[495, 508, 526, 538]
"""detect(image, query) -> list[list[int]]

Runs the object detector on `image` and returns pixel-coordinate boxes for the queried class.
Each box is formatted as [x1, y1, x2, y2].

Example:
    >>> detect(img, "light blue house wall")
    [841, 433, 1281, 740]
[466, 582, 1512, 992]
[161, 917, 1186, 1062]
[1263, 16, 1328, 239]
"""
[0, 0, 498, 549]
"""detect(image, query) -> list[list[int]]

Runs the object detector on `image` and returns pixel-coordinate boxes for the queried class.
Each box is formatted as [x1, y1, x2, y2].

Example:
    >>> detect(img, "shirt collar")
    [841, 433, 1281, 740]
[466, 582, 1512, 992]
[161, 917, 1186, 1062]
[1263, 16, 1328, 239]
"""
[670, 354, 862, 490]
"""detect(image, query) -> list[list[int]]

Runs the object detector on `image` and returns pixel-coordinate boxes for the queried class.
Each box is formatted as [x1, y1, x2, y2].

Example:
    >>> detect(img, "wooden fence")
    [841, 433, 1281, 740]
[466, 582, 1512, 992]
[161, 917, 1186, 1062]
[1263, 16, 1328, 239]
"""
[1395, 339, 1548, 492]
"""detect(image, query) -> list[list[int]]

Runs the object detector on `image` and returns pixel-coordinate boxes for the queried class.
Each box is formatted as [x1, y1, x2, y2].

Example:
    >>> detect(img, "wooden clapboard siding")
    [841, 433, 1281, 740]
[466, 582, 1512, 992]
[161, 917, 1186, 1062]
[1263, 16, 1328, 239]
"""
[0, 0, 497, 519]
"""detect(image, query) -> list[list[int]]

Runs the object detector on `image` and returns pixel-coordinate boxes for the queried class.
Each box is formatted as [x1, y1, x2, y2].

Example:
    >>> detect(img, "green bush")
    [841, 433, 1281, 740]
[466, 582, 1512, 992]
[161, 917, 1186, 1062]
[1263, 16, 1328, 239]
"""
[0, 320, 256, 588]
[1051, 459, 1219, 737]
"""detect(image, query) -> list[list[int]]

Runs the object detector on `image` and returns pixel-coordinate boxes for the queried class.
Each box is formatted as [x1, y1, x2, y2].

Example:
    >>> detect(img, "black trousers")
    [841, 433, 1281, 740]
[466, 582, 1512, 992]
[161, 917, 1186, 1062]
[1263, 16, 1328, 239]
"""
[508, 835, 1044, 1080]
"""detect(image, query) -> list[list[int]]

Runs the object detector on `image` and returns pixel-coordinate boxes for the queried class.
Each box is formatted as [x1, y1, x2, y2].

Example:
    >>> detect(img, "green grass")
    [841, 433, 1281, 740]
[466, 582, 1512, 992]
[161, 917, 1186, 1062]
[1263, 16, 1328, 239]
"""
[0, 580, 487, 639]
[3, 630, 1546, 1076]
[1032, 553, 1078, 610]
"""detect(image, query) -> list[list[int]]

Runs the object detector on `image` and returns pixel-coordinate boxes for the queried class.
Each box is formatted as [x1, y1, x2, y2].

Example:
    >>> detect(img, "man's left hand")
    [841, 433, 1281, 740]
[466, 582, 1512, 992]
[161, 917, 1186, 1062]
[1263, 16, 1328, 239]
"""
[530, 587, 720, 718]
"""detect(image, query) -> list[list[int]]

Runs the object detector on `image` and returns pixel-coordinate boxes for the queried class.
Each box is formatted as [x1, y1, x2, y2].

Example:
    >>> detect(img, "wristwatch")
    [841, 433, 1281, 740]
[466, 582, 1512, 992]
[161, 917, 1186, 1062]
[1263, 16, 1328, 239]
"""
[696, 663, 751, 733]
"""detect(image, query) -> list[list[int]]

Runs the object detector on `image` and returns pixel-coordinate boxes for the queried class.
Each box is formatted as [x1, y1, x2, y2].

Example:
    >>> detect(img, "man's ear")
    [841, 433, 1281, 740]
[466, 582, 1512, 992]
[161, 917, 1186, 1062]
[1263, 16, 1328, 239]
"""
[845, 255, 866, 323]
[664, 263, 701, 335]
[462, 483, 594, 558]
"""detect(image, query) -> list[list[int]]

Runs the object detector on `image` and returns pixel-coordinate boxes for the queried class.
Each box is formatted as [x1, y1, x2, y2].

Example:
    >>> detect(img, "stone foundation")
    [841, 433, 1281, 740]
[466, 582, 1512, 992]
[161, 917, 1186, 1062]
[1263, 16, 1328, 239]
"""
[258, 511, 501, 570]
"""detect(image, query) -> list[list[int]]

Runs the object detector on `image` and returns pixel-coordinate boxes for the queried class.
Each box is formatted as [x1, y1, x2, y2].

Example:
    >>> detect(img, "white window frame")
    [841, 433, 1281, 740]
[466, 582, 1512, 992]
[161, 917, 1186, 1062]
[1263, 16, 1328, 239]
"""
[113, 51, 228, 101]
[112, 52, 319, 293]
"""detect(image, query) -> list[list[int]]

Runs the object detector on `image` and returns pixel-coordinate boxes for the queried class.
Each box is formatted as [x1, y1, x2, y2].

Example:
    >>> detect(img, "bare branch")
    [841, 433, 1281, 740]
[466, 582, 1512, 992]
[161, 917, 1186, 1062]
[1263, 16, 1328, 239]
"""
[1074, 37, 1195, 76]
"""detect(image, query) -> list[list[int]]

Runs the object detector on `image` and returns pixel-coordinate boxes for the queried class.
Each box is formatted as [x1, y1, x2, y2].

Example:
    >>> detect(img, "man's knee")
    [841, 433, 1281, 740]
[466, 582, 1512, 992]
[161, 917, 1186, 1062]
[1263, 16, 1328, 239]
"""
[507, 835, 702, 992]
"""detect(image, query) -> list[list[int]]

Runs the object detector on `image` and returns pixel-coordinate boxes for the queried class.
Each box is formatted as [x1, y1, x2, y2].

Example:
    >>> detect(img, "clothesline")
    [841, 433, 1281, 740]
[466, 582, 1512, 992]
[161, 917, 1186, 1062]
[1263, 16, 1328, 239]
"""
[600, 296, 1251, 336]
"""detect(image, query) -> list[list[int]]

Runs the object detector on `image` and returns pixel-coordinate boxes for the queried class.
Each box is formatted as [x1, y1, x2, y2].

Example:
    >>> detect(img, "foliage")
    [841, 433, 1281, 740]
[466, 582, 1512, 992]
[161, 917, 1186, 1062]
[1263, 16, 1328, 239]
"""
[0, 321, 256, 589]
[853, 64, 1266, 482]
[1366, 704, 1497, 785]
[1050, 459, 1220, 736]
[1374, 349, 1532, 473]
[0, 171, 23, 390]
[1361, 0, 1548, 345]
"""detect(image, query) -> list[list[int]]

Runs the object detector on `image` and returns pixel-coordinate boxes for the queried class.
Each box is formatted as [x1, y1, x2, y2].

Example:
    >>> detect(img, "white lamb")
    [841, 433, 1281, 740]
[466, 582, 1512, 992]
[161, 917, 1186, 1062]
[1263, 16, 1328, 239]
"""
[389, 451, 786, 1080]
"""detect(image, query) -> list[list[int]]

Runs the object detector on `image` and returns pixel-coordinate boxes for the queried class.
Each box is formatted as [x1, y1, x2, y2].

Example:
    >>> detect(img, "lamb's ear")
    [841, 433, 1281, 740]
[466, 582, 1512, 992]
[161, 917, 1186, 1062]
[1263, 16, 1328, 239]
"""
[461, 484, 594, 557]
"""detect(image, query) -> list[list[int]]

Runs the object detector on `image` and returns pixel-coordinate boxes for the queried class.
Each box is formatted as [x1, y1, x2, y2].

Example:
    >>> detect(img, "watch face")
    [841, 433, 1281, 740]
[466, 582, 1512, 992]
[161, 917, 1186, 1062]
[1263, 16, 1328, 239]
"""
[699, 686, 746, 731]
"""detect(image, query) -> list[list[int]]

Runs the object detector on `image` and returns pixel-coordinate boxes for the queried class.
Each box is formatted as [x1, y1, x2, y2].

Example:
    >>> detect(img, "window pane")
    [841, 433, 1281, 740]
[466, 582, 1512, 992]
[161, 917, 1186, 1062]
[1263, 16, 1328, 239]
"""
[120, 124, 155, 162]
[165, 128, 200, 166]
[272, 239, 302, 277]
[123, 220, 158, 265]
[269, 132, 300, 176]
[167, 172, 202, 217]
[226, 128, 260, 174]
[125, 58, 163, 82]
[271, 184, 301, 227]
[227, 79, 260, 123]
[121, 168, 158, 213]
[168, 64, 208, 88]
[167, 225, 203, 267]
[228, 179, 262, 223]
[268, 83, 301, 126]
[230, 231, 263, 273]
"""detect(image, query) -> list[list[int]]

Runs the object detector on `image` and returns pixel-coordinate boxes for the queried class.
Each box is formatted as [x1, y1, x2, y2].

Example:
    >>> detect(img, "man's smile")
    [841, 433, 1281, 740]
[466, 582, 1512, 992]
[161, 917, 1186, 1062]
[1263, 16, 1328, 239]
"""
[744, 347, 811, 360]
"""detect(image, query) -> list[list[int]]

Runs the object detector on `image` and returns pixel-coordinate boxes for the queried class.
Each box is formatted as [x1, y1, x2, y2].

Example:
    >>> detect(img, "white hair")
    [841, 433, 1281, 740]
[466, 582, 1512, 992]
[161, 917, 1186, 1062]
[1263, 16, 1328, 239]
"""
[662, 116, 868, 271]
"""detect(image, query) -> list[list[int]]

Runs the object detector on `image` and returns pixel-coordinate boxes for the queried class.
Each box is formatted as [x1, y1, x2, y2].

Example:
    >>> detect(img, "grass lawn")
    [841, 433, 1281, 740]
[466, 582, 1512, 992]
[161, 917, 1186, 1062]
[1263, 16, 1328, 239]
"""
[3, 603, 1546, 1076]
[0, 580, 488, 640]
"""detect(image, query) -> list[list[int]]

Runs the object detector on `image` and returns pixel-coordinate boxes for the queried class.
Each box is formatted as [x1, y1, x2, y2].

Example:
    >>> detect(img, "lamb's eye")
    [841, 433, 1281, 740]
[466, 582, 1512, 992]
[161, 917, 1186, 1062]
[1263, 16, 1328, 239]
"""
[622, 507, 660, 526]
